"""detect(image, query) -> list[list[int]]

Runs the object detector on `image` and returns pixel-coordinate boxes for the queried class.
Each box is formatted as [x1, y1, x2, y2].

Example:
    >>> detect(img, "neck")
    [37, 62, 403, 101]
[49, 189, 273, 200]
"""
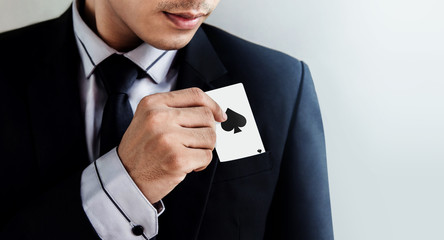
[82, 0, 142, 52]
[83, 0, 97, 33]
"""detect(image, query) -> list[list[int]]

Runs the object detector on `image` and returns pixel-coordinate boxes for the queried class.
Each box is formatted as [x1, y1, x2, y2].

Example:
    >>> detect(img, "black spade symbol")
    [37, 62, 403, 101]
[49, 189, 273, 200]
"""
[257, 149, 262, 153]
[221, 108, 247, 134]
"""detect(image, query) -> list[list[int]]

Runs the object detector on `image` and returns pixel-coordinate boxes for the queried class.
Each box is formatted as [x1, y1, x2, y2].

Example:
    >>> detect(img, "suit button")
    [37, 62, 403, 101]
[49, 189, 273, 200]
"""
[132, 225, 144, 236]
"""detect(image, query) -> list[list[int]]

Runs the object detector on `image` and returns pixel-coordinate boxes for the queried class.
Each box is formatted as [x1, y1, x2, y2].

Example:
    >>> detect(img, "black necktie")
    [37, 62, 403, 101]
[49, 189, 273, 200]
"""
[96, 54, 140, 156]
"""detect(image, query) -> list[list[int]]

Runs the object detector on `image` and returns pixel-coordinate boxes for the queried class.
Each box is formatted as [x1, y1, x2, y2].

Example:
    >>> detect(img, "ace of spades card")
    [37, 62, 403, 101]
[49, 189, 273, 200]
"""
[206, 83, 265, 162]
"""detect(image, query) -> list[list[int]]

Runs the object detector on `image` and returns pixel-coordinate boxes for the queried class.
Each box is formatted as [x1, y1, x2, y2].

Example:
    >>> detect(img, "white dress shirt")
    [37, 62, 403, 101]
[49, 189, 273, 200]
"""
[72, 0, 178, 238]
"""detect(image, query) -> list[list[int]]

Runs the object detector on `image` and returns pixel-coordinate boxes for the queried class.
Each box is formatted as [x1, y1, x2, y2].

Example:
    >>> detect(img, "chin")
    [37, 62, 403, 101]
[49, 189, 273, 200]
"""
[142, 28, 198, 50]
[152, 41, 189, 50]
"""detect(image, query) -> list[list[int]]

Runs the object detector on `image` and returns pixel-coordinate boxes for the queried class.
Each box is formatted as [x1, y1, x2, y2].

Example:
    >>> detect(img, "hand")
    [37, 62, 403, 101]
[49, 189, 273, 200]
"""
[118, 88, 227, 203]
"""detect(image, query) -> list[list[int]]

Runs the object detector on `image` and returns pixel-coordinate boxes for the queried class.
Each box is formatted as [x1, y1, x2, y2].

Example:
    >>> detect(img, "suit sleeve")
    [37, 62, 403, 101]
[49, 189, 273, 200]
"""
[265, 62, 334, 239]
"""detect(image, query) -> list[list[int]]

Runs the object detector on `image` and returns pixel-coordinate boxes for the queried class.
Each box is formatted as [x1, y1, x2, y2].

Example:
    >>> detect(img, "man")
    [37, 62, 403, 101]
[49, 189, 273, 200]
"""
[0, 0, 333, 239]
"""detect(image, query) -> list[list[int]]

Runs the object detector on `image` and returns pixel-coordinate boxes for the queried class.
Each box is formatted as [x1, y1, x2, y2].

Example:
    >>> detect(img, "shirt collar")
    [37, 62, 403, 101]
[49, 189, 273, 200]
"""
[72, 0, 177, 84]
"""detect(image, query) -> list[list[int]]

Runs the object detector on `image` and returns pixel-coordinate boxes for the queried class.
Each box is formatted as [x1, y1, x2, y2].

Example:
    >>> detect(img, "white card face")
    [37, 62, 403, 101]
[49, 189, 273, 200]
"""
[206, 83, 265, 162]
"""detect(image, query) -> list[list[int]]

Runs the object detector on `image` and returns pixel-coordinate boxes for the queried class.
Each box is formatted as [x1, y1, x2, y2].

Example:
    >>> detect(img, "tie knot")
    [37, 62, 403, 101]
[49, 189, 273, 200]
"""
[96, 54, 142, 94]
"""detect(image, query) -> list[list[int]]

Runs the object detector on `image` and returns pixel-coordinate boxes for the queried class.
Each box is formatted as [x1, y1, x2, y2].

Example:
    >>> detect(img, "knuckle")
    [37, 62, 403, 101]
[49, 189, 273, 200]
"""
[157, 132, 173, 146]
[207, 130, 217, 147]
[202, 107, 214, 120]
[146, 109, 168, 126]
[140, 95, 155, 107]
[204, 150, 213, 162]
[189, 87, 203, 95]
[189, 87, 205, 103]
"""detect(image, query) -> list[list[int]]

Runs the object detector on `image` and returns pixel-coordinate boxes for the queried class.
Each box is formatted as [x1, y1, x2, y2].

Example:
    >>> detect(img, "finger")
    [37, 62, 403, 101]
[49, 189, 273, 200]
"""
[173, 107, 216, 129]
[180, 148, 213, 173]
[178, 127, 217, 150]
[194, 166, 207, 172]
[150, 88, 227, 122]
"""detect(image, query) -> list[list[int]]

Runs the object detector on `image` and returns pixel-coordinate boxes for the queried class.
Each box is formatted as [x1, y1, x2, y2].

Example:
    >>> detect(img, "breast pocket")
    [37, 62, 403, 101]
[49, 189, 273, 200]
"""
[213, 152, 273, 183]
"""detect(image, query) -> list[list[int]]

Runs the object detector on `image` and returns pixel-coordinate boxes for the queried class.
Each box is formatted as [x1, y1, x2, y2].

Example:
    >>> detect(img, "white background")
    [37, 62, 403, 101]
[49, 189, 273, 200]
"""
[1, 0, 444, 239]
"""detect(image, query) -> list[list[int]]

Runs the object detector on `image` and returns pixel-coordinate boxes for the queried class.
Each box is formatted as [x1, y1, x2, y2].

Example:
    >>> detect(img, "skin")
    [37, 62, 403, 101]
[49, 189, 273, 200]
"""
[84, 0, 221, 51]
[83, 0, 225, 204]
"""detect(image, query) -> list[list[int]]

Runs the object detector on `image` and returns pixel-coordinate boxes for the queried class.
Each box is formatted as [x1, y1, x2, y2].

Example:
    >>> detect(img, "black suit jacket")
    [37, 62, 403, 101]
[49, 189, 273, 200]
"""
[0, 7, 333, 240]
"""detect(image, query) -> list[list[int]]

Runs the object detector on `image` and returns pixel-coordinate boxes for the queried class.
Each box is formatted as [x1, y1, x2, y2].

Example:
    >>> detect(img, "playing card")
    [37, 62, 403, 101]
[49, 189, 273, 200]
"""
[206, 83, 265, 162]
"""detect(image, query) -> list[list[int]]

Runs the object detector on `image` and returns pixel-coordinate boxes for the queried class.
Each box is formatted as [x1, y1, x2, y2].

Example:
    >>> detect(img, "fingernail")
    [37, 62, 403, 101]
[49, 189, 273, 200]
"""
[223, 111, 228, 121]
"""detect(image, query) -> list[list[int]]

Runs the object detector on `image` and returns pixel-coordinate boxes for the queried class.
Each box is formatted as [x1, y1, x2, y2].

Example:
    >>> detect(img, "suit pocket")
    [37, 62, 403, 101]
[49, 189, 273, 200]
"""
[213, 152, 272, 183]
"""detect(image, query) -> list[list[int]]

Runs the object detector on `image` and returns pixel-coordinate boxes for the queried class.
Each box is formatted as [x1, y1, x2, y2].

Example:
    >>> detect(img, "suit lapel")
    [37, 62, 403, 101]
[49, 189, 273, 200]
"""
[158, 27, 229, 240]
[174, 27, 227, 91]
[27, 8, 89, 184]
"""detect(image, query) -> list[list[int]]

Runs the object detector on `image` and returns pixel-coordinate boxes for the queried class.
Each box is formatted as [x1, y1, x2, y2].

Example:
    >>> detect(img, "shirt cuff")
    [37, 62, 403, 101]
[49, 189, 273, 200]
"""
[81, 148, 163, 239]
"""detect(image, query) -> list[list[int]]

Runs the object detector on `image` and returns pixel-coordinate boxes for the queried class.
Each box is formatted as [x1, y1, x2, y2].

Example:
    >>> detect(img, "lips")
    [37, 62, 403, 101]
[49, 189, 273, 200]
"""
[164, 12, 205, 30]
